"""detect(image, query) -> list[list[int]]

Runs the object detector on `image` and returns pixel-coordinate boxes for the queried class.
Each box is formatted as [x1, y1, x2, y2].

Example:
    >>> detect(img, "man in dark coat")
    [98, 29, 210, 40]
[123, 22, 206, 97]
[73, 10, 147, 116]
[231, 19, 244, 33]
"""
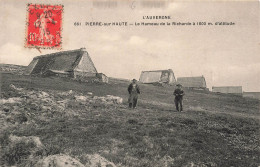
[128, 79, 140, 109]
[174, 84, 185, 112]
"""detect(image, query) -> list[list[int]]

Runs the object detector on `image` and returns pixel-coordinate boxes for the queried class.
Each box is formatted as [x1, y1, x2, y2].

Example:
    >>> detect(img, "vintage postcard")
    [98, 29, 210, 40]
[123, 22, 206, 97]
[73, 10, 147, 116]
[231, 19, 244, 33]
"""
[0, 0, 259, 166]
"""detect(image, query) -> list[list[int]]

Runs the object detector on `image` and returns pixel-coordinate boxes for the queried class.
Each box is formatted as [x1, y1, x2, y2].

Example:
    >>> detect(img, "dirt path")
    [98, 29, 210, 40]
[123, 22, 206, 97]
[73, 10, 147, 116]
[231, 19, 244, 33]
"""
[140, 99, 260, 120]
[202, 108, 260, 120]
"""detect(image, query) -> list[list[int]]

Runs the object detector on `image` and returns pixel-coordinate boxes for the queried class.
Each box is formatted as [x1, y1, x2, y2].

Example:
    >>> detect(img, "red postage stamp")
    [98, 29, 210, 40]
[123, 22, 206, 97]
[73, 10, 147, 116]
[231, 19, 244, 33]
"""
[25, 4, 63, 49]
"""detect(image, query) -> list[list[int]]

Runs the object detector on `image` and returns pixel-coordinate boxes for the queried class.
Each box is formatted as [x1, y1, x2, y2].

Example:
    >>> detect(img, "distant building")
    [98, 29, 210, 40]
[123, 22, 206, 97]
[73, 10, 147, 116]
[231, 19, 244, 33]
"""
[177, 76, 207, 89]
[26, 48, 108, 82]
[243, 92, 260, 100]
[139, 69, 176, 84]
[212, 86, 242, 95]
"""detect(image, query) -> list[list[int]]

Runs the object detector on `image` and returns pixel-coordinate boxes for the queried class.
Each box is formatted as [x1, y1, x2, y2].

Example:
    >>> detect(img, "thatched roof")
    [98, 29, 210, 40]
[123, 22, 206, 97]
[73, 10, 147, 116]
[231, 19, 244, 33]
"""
[177, 76, 207, 88]
[26, 48, 97, 75]
[139, 69, 176, 84]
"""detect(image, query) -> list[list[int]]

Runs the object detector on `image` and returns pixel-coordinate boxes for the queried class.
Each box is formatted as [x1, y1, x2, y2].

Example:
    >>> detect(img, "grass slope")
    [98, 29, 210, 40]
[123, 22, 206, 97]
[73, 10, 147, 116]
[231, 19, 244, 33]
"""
[0, 73, 260, 167]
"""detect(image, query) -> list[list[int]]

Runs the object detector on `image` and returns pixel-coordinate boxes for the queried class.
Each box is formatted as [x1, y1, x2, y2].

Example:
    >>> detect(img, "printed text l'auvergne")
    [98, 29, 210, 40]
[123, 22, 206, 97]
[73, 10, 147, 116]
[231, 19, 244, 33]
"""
[142, 16, 171, 19]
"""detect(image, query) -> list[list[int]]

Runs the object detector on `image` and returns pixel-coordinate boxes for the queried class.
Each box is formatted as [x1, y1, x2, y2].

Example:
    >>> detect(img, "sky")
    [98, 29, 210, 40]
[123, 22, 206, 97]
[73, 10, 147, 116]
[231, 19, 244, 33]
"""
[0, 0, 259, 91]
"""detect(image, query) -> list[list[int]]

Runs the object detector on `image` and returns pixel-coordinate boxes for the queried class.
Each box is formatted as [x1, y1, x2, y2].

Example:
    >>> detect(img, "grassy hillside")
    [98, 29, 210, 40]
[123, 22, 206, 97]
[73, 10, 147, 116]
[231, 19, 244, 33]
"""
[0, 73, 259, 167]
[0, 64, 27, 75]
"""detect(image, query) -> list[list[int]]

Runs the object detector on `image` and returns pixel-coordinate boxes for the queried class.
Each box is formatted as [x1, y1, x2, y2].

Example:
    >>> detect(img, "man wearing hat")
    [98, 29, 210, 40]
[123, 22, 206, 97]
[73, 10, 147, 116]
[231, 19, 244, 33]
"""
[128, 79, 140, 109]
[174, 84, 185, 112]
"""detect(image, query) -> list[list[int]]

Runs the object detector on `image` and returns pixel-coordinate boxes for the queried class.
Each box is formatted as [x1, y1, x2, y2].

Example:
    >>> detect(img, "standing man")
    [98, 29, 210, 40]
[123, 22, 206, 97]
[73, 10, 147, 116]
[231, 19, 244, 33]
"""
[128, 79, 140, 109]
[174, 84, 185, 112]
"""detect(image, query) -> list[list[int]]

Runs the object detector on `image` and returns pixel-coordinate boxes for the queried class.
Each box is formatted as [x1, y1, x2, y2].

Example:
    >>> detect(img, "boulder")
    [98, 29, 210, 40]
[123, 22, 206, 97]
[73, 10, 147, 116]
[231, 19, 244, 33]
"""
[58, 90, 74, 96]
[37, 91, 50, 98]
[9, 135, 43, 148]
[106, 95, 123, 104]
[85, 154, 116, 167]
[75, 95, 88, 101]
[10, 84, 23, 91]
[0, 97, 23, 104]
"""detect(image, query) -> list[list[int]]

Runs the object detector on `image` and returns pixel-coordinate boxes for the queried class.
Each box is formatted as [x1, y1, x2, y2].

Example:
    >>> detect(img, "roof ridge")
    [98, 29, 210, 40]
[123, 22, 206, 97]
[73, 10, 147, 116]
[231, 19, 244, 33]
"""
[33, 48, 87, 59]
[141, 69, 173, 72]
[177, 76, 204, 78]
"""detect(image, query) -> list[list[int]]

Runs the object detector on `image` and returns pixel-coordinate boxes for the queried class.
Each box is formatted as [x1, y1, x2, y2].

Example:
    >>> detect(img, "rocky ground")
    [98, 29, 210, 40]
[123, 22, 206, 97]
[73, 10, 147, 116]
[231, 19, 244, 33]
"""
[0, 84, 122, 167]
[0, 74, 259, 167]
